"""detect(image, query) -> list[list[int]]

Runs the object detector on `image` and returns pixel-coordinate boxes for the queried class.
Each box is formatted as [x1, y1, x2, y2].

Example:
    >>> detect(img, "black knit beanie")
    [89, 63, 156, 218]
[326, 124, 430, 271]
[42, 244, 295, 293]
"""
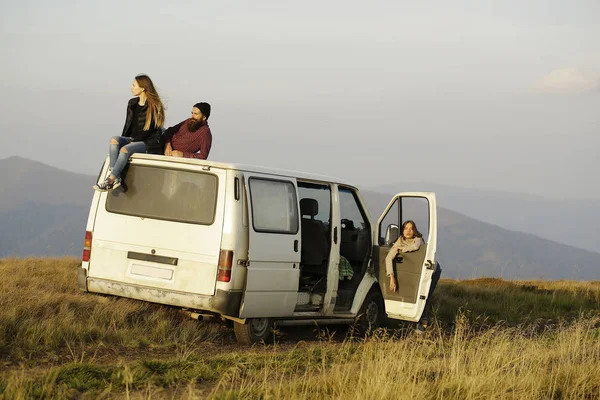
[194, 102, 211, 119]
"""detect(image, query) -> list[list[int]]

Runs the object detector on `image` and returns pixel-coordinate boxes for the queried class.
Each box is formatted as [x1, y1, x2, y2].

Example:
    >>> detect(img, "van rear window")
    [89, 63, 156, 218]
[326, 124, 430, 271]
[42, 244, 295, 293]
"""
[106, 165, 218, 225]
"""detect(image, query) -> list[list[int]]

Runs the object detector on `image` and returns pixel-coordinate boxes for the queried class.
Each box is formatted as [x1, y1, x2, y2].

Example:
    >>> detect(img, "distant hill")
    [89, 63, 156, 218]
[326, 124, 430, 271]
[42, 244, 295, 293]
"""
[0, 156, 95, 211]
[0, 202, 89, 256]
[1, 156, 599, 280]
[369, 182, 600, 253]
[0, 156, 94, 257]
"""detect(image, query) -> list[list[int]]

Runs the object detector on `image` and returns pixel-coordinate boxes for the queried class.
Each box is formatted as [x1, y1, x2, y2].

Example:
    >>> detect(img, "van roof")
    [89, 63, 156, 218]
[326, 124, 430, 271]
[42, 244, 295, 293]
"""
[131, 154, 357, 189]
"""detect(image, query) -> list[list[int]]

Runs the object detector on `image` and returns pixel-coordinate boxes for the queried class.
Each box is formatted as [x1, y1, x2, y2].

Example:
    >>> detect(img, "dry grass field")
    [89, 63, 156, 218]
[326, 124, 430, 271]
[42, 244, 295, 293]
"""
[1, 258, 599, 399]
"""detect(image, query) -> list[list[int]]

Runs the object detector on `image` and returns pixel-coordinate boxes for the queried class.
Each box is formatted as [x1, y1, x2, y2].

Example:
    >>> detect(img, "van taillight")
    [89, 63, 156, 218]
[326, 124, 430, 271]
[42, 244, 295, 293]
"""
[217, 249, 233, 282]
[82, 231, 92, 262]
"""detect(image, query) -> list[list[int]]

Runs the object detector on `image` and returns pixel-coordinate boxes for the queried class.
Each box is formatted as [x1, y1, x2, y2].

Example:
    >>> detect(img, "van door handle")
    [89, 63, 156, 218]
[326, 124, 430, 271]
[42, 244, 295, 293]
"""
[333, 227, 338, 244]
[294, 240, 299, 252]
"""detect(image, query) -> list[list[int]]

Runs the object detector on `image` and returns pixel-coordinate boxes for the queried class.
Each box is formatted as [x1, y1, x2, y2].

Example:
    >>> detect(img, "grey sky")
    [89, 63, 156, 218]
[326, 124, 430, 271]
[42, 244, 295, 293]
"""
[1, 0, 599, 199]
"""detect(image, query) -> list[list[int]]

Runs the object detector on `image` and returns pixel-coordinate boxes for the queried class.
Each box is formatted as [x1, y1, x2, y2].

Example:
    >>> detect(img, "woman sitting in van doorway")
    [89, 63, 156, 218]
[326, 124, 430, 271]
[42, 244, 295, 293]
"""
[94, 74, 165, 191]
[384, 220, 441, 332]
[385, 220, 424, 293]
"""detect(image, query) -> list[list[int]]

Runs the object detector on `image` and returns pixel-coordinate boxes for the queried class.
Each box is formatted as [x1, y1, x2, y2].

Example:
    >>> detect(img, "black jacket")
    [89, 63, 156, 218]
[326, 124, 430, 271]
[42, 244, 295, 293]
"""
[121, 97, 163, 154]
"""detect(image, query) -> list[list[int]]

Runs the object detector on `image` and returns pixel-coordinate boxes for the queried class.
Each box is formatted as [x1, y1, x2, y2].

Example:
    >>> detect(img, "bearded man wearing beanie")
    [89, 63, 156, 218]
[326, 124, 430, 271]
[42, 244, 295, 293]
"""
[163, 102, 212, 159]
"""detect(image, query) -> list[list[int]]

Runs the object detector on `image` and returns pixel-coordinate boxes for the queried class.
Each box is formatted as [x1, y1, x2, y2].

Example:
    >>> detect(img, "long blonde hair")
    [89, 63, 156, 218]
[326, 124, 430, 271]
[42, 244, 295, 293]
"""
[135, 74, 165, 130]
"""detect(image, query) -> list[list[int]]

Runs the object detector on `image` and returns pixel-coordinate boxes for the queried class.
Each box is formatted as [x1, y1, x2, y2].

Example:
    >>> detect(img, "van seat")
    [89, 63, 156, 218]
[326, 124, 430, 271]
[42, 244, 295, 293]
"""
[299, 198, 327, 267]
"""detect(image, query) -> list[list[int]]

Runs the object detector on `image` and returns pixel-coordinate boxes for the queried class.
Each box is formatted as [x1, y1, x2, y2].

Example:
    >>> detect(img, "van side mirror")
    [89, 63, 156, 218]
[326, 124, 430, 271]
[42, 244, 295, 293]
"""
[384, 224, 399, 246]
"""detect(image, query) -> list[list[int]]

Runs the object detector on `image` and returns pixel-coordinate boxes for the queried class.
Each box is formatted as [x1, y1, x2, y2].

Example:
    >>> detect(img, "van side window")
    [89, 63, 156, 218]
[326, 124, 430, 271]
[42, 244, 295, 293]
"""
[248, 178, 299, 234]
[339, 187, 371, 271]
[379, 197, 430, 246]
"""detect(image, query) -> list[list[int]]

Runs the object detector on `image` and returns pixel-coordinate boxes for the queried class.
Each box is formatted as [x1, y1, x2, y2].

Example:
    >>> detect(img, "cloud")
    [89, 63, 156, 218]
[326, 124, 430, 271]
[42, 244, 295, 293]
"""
[534, 68, 599, 94]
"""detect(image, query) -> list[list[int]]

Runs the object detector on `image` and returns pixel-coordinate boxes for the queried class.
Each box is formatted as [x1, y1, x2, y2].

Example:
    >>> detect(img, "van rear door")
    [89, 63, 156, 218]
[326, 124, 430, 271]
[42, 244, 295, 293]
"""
[239, 173, 301, 318]
[87, 159, 226, 298]
[374, 193, 438, 322]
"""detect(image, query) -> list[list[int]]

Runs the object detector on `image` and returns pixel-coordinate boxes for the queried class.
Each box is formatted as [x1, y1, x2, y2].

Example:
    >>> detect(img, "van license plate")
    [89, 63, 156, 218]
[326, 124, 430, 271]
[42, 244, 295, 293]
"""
[130, 264, 174, 280]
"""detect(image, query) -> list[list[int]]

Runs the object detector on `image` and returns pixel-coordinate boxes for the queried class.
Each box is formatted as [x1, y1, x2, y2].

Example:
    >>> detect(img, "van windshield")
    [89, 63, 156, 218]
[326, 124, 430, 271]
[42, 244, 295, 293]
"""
[106, 165, 218, 225]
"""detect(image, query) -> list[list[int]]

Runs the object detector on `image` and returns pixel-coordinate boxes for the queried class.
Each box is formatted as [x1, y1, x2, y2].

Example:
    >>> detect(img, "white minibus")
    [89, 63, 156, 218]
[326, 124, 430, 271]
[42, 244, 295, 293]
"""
[79, 154, 438, 343]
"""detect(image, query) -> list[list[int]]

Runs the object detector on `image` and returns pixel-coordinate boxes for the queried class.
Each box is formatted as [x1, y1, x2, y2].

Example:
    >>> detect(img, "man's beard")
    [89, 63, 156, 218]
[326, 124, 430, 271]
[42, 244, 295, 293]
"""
[187, 119, 203, 132]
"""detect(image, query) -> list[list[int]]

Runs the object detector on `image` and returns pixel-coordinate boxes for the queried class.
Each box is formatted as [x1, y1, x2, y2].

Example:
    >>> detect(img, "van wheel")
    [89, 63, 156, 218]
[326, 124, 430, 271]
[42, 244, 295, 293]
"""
[355, 290, 384, 336]
[233, 318, 273, 344]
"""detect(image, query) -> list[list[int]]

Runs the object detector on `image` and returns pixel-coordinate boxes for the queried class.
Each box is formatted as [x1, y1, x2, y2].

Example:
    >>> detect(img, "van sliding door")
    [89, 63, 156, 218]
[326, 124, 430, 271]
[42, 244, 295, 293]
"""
[239, 174, 301, 318]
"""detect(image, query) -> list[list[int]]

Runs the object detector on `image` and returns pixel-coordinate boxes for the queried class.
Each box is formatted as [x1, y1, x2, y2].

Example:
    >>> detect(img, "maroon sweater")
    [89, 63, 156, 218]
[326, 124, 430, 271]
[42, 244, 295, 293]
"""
[165, 119, 212, 159]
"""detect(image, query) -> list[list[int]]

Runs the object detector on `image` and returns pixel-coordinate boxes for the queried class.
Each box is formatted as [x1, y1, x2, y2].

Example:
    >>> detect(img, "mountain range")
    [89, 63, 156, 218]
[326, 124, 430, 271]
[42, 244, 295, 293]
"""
[0, 157, 92, 257]
[1, 156, 599, 280]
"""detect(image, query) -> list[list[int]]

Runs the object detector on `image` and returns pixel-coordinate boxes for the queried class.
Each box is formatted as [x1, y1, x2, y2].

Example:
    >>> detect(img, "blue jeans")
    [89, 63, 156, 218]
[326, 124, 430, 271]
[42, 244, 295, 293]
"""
[421, 262, 442, 322]
[109, 136, 147, 179]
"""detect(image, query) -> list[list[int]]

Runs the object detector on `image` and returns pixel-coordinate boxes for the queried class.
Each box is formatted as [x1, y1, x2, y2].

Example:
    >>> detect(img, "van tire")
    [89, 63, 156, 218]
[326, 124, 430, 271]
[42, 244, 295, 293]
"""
[233, 318, 273, 344]
[355, 289, 384, 336]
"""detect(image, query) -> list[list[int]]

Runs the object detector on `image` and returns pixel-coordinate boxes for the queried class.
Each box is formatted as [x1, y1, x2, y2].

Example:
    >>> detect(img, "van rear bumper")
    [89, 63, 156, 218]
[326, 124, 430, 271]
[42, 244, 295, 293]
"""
[87, 278, 242, 317]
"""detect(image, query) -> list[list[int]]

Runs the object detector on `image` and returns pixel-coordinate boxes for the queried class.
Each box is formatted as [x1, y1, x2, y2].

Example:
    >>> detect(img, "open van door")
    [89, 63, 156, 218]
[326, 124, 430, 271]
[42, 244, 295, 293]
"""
[239, 173, 301, 318]
[373, 193, 437, 322]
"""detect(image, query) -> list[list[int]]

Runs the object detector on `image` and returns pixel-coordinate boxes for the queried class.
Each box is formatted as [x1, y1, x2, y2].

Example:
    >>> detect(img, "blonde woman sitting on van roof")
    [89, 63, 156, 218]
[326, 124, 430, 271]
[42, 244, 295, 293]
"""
[94, 74, 165, 191]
